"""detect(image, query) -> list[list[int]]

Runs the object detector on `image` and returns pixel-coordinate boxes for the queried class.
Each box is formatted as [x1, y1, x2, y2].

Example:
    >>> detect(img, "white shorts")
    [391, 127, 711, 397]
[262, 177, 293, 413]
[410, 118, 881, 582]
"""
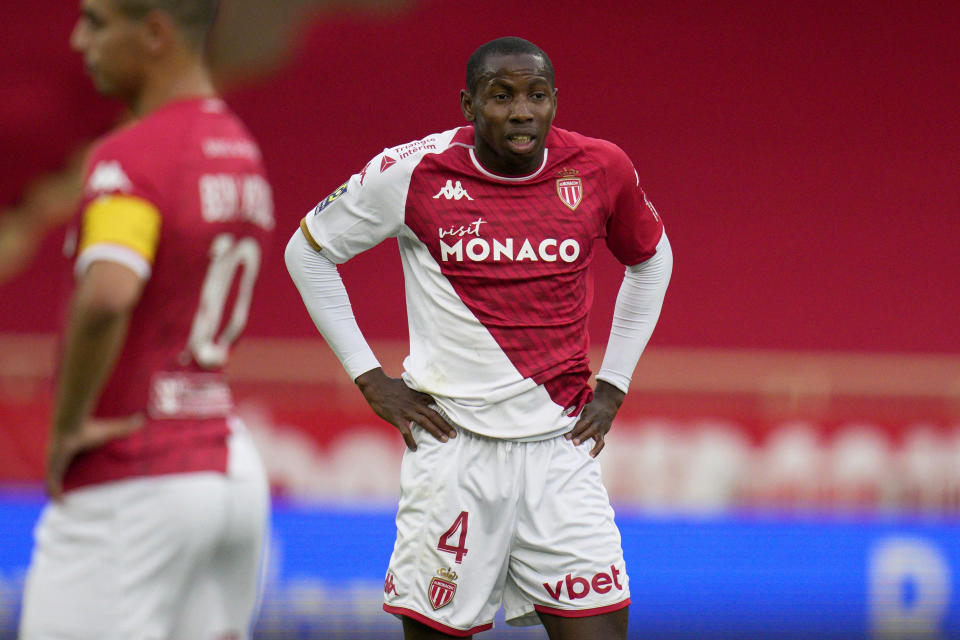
[19, 422, 270, 640]
[383, 425, 629, 636]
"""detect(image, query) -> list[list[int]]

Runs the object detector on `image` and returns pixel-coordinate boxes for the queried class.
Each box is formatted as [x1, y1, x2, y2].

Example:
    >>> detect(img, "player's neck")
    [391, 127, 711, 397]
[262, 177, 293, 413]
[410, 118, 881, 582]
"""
[132, 57, 217, 117]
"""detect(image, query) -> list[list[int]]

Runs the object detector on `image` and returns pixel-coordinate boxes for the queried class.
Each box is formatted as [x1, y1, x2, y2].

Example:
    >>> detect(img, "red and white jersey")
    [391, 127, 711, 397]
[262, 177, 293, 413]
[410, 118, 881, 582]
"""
[302, 126, 662, 439]
[63, 98, 274, 490]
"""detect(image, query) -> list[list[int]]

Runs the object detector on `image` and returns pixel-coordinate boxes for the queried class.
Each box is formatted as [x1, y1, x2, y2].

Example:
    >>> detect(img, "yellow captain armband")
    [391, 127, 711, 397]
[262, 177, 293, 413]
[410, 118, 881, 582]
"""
[299, 216, 323, 252]
[79, 195, 162, 263]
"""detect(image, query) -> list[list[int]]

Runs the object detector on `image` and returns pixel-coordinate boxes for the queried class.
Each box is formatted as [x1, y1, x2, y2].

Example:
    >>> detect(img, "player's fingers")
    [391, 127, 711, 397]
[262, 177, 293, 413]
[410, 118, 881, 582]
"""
[589, 435, 605, 458]
[415, 396, 456, 439]
[414, 413, 453, 443]
[566, 419, 595, 446]
[415, 406, 456, 441]
[84, 414, 145, 448]
[396, 421, 418, 451]
[45, 476, 60, 501]
[44, 460, 65, 501]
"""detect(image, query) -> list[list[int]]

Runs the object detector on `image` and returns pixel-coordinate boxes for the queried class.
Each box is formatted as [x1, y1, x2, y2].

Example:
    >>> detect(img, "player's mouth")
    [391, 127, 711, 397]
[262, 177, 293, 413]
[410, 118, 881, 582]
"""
[506, 133, 537, 154]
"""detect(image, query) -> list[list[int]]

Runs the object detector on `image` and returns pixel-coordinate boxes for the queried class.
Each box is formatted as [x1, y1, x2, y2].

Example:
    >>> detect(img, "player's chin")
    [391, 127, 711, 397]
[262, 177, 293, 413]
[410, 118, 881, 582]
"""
[91, 75, 115, 95]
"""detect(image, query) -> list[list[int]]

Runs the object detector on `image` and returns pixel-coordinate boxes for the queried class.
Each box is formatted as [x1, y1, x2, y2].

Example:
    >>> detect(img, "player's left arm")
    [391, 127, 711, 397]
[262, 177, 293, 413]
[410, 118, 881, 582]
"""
[567, 232, 673, 457]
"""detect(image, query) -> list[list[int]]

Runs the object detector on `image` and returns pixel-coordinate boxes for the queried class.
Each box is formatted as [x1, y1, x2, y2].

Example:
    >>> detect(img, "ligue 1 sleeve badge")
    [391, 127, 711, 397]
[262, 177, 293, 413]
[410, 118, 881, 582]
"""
[428, 568, 459, 610]
[555, 168, 582, 211]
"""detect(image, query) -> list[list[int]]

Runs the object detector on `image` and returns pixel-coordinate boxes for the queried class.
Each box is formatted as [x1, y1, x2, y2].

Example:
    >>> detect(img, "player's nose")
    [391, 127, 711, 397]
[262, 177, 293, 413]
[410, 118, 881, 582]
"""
[70, 20, 88, 52]
[509, 97, 534, 121]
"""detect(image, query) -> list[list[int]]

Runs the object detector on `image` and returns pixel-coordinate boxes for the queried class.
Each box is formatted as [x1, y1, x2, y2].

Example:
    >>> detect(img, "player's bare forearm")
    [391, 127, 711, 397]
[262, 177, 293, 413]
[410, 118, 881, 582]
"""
[565, 380, 625, 457]
[53, 262, 145, 428]
[355, 367, 456, 451]
[53, 304, 129, 437]
[46, 263, 145, 498]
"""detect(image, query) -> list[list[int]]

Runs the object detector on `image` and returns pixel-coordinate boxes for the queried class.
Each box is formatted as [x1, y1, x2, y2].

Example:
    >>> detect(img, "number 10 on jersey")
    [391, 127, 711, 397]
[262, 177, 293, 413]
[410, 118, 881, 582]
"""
[187, 232, 261, 369]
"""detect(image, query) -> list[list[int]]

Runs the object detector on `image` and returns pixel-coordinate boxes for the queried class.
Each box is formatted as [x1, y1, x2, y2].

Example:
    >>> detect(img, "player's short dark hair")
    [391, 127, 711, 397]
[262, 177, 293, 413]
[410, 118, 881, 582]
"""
[114, 0, 219, 47]
[465, 37, 554, 96]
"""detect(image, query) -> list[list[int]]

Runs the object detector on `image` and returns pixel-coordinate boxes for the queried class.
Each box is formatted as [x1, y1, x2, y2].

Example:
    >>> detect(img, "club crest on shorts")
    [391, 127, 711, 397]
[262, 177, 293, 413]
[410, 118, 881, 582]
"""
[428, 568, 458, 610]
[556, 168, 583, 211]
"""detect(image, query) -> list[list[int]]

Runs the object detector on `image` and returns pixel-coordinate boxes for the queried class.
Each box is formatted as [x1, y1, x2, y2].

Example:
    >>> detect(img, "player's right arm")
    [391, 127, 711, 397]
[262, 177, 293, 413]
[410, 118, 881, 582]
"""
[46, 139, 166, 496]
[284, 226, 455, 450]
[47, 259, 146, 498]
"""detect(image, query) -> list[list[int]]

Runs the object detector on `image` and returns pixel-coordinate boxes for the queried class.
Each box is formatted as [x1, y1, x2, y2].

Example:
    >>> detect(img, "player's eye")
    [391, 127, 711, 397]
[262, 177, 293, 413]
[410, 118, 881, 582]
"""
[83, 13, 105, 29]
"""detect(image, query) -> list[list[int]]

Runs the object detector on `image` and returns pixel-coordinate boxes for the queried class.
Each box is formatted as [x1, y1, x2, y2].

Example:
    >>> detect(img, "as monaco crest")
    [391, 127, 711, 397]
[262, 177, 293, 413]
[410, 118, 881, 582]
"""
[428, 577, 457, 610]
[556, 177, 583, 210]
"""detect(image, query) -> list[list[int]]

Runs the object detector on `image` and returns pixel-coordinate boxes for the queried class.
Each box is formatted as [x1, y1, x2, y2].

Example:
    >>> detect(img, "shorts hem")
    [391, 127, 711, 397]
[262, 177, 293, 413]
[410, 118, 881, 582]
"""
[503, 607, 539, 627]
[383, 604, 493, 636]
[534, 597, 631, 618]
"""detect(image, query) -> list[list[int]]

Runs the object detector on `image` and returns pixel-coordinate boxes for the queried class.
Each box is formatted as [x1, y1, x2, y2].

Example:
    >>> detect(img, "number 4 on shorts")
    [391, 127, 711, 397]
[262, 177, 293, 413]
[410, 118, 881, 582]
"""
[437, 511, 469, 564]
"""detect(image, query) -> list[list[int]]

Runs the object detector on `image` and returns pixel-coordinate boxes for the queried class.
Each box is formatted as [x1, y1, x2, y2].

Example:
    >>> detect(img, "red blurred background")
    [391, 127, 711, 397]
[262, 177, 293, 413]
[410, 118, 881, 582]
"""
[1, 0, 958, 509]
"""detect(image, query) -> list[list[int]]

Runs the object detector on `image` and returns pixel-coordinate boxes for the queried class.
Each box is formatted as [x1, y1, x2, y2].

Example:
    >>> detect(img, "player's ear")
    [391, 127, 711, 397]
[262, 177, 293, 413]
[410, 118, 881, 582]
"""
[141, 8, 177, 56]
[460, 89, 475, 122]
[552, 87, 558, 113]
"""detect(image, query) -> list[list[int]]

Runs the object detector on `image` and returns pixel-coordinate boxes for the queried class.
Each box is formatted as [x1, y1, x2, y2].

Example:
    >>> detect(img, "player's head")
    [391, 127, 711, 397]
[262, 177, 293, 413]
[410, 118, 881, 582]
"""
[111, 0, 219, 48]
[464, 37, 554, 97]
[71, 0, 218, 102]
[461, 37, 558, 176]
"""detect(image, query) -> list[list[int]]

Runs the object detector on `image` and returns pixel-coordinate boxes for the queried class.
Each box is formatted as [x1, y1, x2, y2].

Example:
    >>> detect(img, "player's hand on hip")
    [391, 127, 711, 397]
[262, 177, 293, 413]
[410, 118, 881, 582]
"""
[45, 414, 146, 500]
[355, 368, 456, 451]
[566, 380, 625, 457]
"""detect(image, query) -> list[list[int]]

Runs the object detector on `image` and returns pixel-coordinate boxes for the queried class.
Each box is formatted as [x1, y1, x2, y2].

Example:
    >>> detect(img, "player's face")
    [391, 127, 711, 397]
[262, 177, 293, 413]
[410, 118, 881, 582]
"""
[461, 53, 558, 176]
[71, 0, 149, 103]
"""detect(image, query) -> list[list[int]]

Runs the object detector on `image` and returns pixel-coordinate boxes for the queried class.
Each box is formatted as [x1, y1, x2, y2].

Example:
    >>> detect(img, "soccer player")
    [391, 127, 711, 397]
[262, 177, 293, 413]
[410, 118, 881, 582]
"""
[286, 36, 672, 639]
[18, 1, 274, 639]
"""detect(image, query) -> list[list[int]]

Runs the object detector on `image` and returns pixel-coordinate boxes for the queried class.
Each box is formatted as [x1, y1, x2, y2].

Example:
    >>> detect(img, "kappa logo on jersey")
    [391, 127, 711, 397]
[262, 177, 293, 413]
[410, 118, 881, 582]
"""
[384, 571, 399, 597]
[313, 181, 348, 215]
[428, 568, 458, 610]
[542, 564, 624, 601]
[87, 160, 133, 194]
[380, 155, 397, 173]
[433, 180, 474, 201]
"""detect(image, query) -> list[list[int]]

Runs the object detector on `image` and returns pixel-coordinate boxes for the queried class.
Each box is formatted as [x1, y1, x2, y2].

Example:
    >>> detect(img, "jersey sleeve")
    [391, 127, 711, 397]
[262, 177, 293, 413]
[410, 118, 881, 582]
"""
[75, 139, 165, 278]
[602, 145, 664, 266]
[300, 147, 410, 264]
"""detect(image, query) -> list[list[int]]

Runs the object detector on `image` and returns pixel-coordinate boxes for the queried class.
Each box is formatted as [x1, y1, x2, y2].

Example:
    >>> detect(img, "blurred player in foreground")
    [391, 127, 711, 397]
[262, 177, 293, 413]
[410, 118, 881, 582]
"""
[287, 36, 672, 639]
[19, 1, 274, 638]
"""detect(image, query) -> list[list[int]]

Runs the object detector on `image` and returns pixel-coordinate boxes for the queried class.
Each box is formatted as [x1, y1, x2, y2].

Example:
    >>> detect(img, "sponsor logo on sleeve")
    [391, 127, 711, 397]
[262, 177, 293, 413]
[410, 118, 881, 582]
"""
[313, 181, 348, 215]
[380, 155, 397, 173]
[395, 138, 437, 159]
